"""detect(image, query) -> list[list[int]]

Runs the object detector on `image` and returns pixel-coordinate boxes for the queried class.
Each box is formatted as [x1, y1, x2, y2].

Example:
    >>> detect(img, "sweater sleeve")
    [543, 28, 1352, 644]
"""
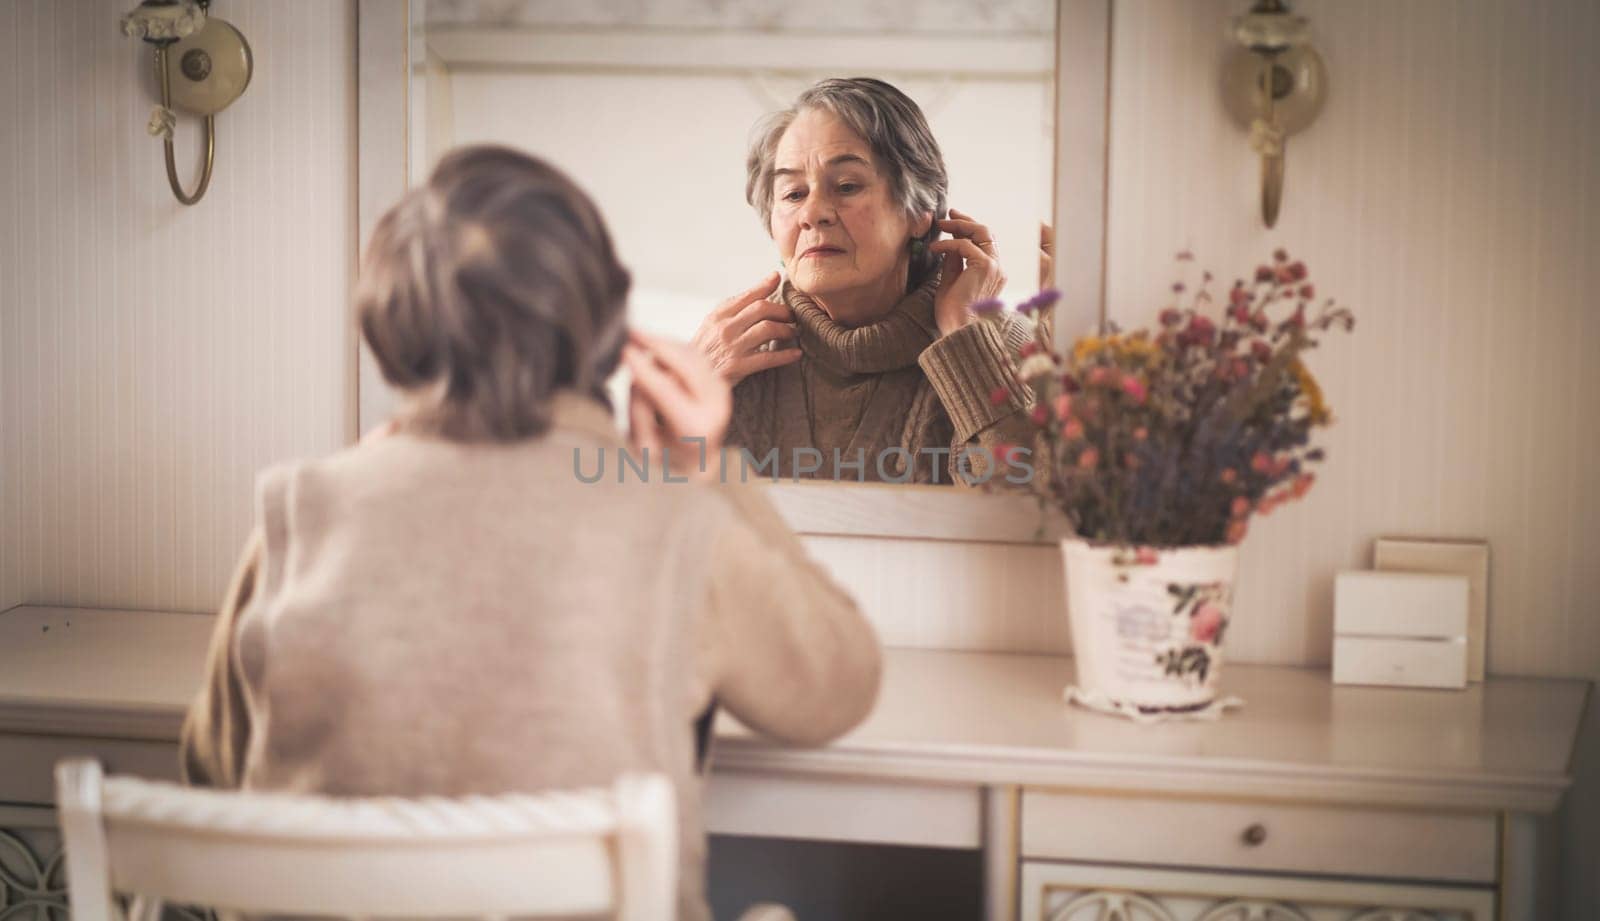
[179, 529, 262, 789]
[917, 316, 1041, 487]
[699, 483, 882, 746]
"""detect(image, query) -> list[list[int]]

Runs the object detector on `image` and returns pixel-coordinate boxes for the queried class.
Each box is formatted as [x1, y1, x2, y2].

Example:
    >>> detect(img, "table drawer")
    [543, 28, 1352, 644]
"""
[1021, 790, 1497, 884]
[0, 733, 180, 805]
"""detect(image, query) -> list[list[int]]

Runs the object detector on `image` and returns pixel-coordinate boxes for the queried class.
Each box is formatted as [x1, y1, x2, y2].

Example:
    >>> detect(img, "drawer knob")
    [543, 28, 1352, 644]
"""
[1241, 822, 1268, 846]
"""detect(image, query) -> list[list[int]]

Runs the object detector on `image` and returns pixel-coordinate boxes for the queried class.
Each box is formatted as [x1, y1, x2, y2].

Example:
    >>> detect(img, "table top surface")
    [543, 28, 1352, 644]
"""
[1, 605, 1588, 811]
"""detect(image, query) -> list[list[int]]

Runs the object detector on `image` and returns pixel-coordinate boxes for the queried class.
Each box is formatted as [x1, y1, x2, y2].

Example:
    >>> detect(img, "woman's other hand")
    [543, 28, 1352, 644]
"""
[931, 207, 1006, 337]
[624, 330, 732, 483]
[1039, 221, 1055, 290]
[690, 271, 801, 386]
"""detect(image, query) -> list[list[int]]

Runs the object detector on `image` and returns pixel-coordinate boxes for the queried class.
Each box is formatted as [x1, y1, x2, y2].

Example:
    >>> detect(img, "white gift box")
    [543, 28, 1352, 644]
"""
[1332, 571, 1470, 689]
[1374, 537, 1490, 682]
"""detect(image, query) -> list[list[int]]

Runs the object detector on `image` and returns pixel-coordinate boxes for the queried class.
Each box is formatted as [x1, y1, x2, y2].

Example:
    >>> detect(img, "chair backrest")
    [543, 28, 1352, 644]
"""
[54, 759, 677, 921]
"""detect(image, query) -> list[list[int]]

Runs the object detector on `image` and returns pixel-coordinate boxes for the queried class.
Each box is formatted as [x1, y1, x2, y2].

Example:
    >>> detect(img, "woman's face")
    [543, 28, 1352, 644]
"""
[769, 108, 928, 324]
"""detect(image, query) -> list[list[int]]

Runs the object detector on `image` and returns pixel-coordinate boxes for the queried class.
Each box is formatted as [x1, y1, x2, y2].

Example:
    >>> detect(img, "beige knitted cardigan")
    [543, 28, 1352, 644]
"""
[179, 391, 882, 921]
[728, 277, 1038, 485]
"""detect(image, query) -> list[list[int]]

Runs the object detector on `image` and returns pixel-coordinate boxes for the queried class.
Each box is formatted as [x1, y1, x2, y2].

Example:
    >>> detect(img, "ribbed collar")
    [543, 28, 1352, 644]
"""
[784, 275, 941, 375]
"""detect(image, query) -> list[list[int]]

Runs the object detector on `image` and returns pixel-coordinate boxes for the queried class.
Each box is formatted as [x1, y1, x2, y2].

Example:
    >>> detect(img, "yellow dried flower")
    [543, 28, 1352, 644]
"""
[1072, 333, 1163, 370]
[1290, 358, 1330, 424]
[1073, 335, 1107, 364]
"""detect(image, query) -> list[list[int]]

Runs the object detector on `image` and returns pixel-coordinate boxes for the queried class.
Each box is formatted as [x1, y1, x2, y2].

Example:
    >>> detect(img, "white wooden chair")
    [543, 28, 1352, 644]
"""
[54, 759, 680, 921]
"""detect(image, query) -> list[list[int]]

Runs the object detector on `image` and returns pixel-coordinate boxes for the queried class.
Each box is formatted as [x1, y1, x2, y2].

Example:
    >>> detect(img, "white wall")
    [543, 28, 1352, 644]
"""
[0, 0, 356, 614]
[1105, 3, 1599, 915]
[1106, 0, 1600, 682]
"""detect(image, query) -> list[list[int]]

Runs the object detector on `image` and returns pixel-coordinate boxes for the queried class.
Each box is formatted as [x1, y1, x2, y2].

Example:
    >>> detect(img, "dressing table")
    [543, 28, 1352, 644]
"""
[0, 604, 1586, 921]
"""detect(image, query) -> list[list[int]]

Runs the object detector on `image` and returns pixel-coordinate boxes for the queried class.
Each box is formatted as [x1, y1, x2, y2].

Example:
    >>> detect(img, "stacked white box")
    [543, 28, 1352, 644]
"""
[1332, 571, 1470, 689]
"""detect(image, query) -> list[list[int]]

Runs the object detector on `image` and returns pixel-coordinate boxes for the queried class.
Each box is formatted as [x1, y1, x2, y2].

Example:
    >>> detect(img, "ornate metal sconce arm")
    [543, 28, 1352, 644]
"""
[1223, 1, 1326, 229]
[122, 1, 248, 207]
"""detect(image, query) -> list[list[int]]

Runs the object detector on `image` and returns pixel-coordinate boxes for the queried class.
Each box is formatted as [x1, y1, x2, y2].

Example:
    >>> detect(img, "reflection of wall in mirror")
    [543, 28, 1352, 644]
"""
[414, 0, 1056, 342]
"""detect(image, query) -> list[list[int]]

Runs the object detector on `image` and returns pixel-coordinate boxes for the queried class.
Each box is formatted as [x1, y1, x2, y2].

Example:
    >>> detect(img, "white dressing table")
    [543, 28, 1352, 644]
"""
[0, 605, 1588, 921]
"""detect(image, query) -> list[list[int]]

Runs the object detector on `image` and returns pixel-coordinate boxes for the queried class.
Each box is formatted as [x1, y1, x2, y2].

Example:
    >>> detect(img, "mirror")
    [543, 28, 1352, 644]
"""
[395, 0, 1063, 488]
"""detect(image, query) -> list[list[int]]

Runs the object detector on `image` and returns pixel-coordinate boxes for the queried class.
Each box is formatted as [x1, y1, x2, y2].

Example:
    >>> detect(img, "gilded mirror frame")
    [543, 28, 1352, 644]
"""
[354, 0, 1110, 545]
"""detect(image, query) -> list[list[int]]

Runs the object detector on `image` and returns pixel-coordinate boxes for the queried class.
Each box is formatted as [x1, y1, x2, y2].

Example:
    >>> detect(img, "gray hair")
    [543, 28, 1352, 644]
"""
[745, 77, 949, 289]
[356, 145, 630, 441]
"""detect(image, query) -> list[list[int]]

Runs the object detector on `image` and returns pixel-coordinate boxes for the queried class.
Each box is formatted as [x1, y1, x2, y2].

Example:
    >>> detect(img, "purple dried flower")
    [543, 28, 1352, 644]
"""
[970, 298, 1005, 316]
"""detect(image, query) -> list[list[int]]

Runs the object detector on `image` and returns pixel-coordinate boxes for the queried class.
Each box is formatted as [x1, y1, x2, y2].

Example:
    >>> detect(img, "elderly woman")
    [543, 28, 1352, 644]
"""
[180, 145, 879, 921]
[692, 77, 1038, 485]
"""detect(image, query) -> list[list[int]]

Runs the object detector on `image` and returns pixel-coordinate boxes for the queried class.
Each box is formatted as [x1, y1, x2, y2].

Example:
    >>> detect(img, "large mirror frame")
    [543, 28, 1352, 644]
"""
[355, 0, 1109, 545]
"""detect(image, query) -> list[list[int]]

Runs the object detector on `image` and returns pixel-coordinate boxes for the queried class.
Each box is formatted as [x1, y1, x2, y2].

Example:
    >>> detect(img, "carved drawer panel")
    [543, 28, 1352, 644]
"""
[1020, 860, 1496, 921]
[0, 806, 66, 921]
[1020, 791, 1497, 884]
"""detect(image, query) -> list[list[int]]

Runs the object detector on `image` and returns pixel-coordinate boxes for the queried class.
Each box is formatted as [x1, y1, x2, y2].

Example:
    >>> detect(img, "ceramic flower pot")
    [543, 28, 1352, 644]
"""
[1061, 538, 1239, 712]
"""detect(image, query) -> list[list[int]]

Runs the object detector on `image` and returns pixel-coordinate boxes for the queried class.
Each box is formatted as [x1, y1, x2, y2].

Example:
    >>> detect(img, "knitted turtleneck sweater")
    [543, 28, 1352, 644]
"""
[727, 276, 1038, 485]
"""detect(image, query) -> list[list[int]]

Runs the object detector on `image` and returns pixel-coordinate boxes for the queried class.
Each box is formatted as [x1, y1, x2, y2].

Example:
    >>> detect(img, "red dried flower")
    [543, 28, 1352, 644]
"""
[1061, 418, 1085, 440]
[988, 386, 1011, 406]
[1219, 468, 1237, 485]
[1299, 284, 1315, 299]
[1273, 248, 1289, 263]
[1077, 447, 1100, 470]
[1255, 266, 1274, 283]
[1159, 308, 1183, 327]
[1251, 340, 1273, 363]
[1054, 393, 1073, 421]
[1029, 404, 1051, 426]
[1288, 261, 1308, 282]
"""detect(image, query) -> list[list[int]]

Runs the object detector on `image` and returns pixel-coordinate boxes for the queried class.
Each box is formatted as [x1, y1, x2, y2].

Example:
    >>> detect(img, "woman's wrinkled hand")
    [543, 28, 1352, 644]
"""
[931, 207, 1006, 337]
[690, 271, 801, 387]
[623, 329, 732, 483]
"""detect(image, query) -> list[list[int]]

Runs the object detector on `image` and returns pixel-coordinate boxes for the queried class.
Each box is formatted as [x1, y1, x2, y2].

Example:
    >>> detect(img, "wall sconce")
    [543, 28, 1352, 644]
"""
[1222, 0, 1326, 229]
[120, 1, 252, 206]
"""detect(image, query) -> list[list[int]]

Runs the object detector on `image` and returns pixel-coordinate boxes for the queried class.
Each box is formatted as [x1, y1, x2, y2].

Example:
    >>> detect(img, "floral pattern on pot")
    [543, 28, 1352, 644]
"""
[1154, 581, 1232, 685]
[1064, 540, 1239, 711]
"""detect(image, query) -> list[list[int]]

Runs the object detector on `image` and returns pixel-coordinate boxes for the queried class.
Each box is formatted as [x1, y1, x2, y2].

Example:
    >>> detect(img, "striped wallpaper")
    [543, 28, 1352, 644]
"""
[1105, 0, 1600, 680]
[0, 0, 356, 614]
[1, 0, 1595, 683]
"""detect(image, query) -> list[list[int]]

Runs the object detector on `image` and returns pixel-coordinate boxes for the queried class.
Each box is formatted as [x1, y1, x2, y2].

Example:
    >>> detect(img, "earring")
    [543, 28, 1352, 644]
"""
[909, 238, 925, 260]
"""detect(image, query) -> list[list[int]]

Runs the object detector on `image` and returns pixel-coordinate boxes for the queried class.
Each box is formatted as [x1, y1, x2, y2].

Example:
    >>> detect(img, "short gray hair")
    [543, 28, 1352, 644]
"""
[356, 145, 630, 441]
[745, 77, 948, 289]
